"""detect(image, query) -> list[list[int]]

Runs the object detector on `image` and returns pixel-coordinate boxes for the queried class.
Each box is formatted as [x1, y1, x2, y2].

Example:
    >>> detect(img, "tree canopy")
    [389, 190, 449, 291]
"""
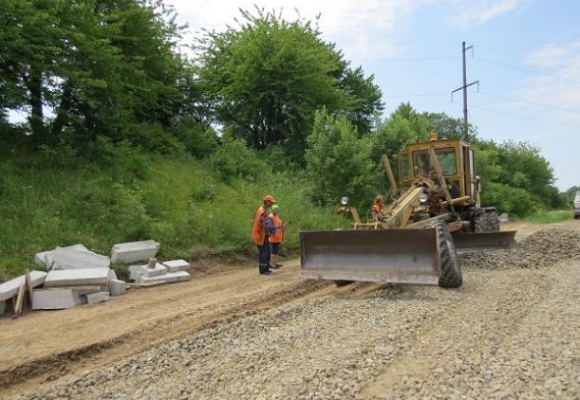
[0, 0, 192, 149]
[195, 7, 383, 162]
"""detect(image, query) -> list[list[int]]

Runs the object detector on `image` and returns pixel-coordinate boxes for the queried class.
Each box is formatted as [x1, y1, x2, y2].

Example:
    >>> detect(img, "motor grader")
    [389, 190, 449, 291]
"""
[299, 134, 516, 288]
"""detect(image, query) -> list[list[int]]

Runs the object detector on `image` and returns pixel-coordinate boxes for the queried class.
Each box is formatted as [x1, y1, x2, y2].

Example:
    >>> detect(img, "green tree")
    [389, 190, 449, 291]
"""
[195, 7, 382, 162]
[304, 109, 378, 209]
[474, 139, 566, 213]
[422, 111, 478, 142]
[0, 0, 192, 150]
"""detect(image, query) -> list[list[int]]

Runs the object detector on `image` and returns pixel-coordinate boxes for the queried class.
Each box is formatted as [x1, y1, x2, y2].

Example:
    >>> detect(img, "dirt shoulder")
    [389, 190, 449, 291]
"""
[0, 258, 331, 397]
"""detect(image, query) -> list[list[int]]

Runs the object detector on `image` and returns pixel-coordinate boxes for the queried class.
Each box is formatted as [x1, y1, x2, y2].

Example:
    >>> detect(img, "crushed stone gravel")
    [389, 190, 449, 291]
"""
[7, 227, 580, 400]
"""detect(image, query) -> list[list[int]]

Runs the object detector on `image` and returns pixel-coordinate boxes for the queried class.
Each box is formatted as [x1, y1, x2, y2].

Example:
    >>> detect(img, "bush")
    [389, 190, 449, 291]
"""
[208, 138, 269, 183]
[481, 182, 538, 218]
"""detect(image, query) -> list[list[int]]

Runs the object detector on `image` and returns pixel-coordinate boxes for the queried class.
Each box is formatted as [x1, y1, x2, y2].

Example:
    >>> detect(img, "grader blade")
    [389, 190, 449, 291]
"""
[300, 229, 441, 285]
[452, 231, 517, 254]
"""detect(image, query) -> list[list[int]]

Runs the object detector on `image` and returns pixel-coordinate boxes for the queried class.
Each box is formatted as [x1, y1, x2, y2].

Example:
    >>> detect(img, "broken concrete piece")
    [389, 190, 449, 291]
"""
[34, 244, 91, 269]
[51, 247, 110, 271]
[32, 289, 81, 310]
[128, 263, 167, 281]
[138, 271, 190, 285]
[0, 271, 48, 302]
[110, 240, 160, 264]
[162, 259, 191, 273]
[86, 292, 110, 304]
[108, 279, 126, 296]
[44, 268, 115, 288]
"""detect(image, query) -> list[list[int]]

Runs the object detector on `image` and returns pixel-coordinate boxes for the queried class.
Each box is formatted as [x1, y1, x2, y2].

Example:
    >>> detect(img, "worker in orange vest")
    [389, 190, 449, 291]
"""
[252, 194, 276, 275]
[371, 194, 385, 221]
[267, 204, 284, 269]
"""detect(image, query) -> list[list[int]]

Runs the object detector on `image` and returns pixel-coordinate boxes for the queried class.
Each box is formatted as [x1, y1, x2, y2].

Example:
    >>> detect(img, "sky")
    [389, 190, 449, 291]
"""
[164, 0, 580, 191]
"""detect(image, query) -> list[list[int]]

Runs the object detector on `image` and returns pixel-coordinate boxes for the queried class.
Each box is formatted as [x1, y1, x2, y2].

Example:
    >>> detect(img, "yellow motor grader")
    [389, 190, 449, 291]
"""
[299, 134, 516, 288]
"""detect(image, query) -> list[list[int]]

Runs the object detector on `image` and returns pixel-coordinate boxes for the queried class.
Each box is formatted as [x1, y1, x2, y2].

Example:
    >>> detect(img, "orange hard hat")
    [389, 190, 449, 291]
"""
[263, 195, 276, 203]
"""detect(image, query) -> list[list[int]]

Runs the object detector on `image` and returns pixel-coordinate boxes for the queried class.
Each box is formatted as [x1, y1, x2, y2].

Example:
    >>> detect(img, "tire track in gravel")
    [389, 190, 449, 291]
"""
[360, 263, 569, 399]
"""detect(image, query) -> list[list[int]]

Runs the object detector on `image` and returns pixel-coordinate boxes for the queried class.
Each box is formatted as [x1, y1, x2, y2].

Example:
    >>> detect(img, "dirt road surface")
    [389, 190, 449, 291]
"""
[1, 220, 579, 399]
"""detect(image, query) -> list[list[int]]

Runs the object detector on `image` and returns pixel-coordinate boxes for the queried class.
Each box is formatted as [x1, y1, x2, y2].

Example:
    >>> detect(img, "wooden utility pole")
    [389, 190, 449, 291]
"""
[452, 41, 479, 139]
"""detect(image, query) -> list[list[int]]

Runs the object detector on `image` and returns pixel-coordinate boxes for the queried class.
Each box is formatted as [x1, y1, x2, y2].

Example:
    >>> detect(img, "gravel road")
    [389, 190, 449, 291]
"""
[4, 223, 580, 400]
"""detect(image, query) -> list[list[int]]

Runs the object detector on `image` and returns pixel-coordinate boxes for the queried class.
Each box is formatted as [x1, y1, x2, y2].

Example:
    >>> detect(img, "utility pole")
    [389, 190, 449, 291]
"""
[451, 41, 479, 139]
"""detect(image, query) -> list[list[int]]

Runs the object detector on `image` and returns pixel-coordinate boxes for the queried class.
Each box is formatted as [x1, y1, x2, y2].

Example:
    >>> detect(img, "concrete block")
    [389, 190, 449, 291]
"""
[108, 279, 126, 296]
[0, 271, 48, 302]
[32, 289, 81, 310]
[162, 259, 191, 273]
[34, 244, 91, 269]
[34, 250, 52, 268]
[86, 291, 110, 304]
[110, 240, 160, 264]
[139, 271, 190, 285]
[52, 247, 110, 271]
[44, 268, 112, 288]
[128, 263, 166, 281]
[73, 287, 108, 296]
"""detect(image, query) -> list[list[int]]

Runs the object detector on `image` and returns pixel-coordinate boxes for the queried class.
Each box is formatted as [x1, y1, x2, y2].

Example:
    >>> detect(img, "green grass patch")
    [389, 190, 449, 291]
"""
[523, 209, 573, 224]
[0, 148, 348, 281]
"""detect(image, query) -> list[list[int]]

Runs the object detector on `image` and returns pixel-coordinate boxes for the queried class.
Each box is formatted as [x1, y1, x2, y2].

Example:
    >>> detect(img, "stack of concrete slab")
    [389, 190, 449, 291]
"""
[30, 243, 128, 310]
[0, 240, 190, 316]
[128, 259, 191, 285]
[0, 271, 48, 314]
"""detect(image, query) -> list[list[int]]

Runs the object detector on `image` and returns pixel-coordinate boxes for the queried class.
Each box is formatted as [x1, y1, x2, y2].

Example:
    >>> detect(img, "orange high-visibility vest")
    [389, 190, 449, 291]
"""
[252, 205, 267, 245]
[268, 213, 284, 243]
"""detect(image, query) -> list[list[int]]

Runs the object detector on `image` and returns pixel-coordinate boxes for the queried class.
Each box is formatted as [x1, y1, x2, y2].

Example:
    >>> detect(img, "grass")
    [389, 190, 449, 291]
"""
[0, 149, 348, 281]
[523, 209, 573, 224]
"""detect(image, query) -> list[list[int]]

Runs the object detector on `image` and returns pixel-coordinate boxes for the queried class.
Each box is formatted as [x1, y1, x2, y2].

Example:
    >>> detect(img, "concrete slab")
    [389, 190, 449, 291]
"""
[128, 263, 166, 281]
[34, 244, 91, 269]
[44, 268, 113, 288]
[86, 292, 110, 304]
[138, 271, 190, 285]
[0, 271, 48, 302]
[110, 240, 160, 264]
[162, 259, 191, 273]
[52, 247, 110, 270]
[32, 289, 81, 310]
[108, 279, 126, 296]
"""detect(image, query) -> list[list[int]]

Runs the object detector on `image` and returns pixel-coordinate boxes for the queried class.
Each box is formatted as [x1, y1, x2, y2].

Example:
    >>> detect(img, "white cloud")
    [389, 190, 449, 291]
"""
[514, 41, 580, 125]
[449, 0, 524, 29]
[164, 0, 415, 62]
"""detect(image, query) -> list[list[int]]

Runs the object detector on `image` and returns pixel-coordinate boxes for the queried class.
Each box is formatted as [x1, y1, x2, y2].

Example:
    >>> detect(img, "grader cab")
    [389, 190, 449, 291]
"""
[300, 135, 516, 288]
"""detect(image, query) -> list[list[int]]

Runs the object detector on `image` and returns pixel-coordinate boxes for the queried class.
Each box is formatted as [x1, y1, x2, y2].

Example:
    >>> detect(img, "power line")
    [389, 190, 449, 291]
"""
[383, 92, 449, 97]
[474, 56, 580, 85]
[352, 56, 460, 62]
[470, 105, 580, 129]
[477, 91, 580, 116]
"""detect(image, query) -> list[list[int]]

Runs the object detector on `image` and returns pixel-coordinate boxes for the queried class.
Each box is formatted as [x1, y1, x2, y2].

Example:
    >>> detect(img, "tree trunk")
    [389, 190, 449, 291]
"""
[27, 68, 45, 140]
[51, 82, 73, 137]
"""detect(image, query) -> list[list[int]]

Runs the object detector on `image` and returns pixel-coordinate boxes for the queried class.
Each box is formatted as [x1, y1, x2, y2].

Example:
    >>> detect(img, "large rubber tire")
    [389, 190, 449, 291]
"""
[487, 211, 500, 232]
[473, 213, 486, 233]
[474, 211, 498, 233]
[429, 221, 462, 288]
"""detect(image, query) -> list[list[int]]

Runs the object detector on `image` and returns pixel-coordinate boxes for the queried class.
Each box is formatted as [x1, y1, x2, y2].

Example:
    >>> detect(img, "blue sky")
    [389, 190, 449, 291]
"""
[168, 0, 580, 191]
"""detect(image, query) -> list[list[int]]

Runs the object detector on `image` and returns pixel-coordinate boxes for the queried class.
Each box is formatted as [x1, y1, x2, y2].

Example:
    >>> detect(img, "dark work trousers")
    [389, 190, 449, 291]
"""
[257, 234, 271, 273]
